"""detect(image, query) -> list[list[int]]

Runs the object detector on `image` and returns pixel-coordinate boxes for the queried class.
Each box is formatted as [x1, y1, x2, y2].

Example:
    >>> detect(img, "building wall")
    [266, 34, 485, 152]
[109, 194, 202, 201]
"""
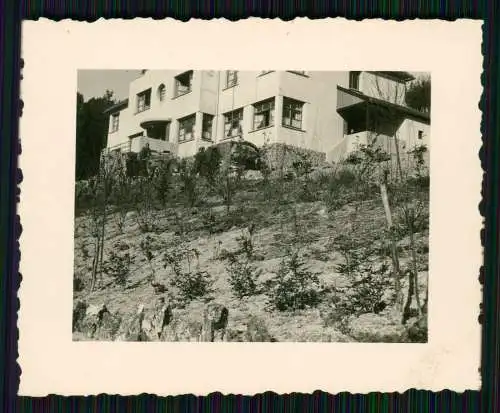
[107, 105, 135, 149]
[212, 71, 280, 148]
[358, 72, 407, 105]
[398, 117, 430, 151]
[275, 71, 349, 155]
[327, 118, 430, 164]
[105, 70, 428, 163]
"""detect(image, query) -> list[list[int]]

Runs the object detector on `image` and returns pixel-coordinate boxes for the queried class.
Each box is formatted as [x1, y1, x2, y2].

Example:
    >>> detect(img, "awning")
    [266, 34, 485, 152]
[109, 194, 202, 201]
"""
[140, 118, 172, 129]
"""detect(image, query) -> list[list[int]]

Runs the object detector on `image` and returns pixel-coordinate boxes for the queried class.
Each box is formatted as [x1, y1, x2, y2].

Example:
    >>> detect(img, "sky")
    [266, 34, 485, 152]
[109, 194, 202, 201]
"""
[77, 70, 142, 102]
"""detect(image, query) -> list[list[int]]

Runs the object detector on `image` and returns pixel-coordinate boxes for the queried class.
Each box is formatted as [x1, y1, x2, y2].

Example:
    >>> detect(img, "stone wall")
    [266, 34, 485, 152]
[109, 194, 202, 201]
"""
[261, 143, 327, 171]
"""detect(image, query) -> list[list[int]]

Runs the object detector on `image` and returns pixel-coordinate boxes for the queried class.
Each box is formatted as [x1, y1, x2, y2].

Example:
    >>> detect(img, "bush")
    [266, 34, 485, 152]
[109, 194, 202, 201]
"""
[231, 142, 261, 172]
[178, 158, 200, 208]
[171, 269, 213, 301]
[224, 228, 261, 299]
[132, 177, 160, 233]
[326, 231, 394, 330]
[163, 243, 213, 301]
[139, 234, 166, 281]
[226, 255, 261, 299]
[194, 147, 222, 185]
[291, 151, 313, 178]
[322, 168, 358, 211]
[266, 250, 321, 311]
[102, 242, 132, 286]
[153, 158, 176, 207]
[73, 276, 86, 292]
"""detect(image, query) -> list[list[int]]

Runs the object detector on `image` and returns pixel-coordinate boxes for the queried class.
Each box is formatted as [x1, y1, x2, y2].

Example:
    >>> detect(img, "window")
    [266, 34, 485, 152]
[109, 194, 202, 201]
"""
[136, 89, 152, 113]
[349, 71, 361, 90]
[282, 98, 304, 130]
[223, 108, 243, 138]
[253, 98, 275, 130]
[158, 84, 166, 101]
[418, 130, 424, 140]
[110, 113, 120, 132]
[178, 114, 196, 143]
[226, 70, 238, 88]
[175, 71, 193, 97]
[146, 122, 170, 141]
[202, 114, 214, 141]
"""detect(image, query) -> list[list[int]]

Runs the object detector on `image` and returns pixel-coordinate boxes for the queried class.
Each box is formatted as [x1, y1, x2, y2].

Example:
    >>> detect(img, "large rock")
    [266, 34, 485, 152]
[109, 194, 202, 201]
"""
[79, 303, 109, 339]
[116, 304, 145, 341]
[402, 316, 428, 343]
[200, 303, 229, 342]
[141, 297, 172, 341]
[161, 318, 203, 342]
[72, 300, 88, 332]
[348, 312, 406, 342]
[244, 316, 275, 342]
[94, 310, 122, 341]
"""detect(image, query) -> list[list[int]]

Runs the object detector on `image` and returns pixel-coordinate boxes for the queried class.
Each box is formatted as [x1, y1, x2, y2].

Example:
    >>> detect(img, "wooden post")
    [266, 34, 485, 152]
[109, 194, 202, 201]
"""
[379, 173, 403, 311]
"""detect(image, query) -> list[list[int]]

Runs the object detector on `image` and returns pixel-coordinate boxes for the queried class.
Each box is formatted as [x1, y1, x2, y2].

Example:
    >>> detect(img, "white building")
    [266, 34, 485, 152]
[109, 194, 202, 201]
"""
[104, 70, 430, 162]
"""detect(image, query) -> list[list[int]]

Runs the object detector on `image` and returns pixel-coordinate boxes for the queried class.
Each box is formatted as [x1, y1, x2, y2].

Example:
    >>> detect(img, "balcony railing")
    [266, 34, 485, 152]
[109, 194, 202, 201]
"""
[130, 136, 176, 155]
[104, 136, 177, 156]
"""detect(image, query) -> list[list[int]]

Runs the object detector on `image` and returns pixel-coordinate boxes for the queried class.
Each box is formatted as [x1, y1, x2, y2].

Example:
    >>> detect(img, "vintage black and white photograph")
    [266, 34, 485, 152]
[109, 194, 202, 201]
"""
[19, 18, 482, 396]
[72, 69, 431, 343]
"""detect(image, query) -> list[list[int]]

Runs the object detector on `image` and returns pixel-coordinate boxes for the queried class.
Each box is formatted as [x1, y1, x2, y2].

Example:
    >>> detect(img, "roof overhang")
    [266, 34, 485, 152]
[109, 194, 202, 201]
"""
[336, 85, 430, 125]
[370, 71, 416, 83]
[140, 118, 172, 129]
[103, 99, 129, 114]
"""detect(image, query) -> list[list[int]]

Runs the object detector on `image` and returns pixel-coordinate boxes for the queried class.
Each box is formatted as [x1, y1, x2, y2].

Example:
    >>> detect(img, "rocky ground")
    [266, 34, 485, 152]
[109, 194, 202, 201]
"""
[73, 172, 429, 343]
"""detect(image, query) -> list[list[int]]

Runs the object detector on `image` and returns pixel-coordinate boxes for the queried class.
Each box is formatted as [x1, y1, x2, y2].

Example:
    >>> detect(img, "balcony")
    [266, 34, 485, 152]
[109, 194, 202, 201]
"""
[105, 135, 176, 156]
[337, 85, 430, 124]
[130, 135, 177, 155]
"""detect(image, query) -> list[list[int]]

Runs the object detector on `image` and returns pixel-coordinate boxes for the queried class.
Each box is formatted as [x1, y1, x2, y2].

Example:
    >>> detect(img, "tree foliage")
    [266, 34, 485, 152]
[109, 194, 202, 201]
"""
[405, 76, 431, 113]
[75, 90, 116, 180]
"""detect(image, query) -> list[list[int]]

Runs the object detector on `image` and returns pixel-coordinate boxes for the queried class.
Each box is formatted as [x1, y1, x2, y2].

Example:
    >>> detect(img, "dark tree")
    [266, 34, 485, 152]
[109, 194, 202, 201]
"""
[194, 146, 222, 185]
[75, 90, 116, 180]
[405, 76, 431, 113]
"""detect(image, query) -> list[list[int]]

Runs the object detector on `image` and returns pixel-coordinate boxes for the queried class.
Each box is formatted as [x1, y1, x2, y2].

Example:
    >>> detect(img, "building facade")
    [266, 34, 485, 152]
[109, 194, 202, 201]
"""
[104, 70, 430, 163]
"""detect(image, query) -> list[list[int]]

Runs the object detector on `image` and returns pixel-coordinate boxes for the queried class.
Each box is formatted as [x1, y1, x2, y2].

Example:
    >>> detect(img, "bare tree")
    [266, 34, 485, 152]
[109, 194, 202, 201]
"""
[370, 74, 428, 321]
[88, 150, 122, 291]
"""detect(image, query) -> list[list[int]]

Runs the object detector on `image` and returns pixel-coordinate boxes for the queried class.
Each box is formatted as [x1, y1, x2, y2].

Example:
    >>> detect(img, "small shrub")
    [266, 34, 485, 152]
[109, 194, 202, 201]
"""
[136, 206, 159, 233]
[163, 243, 213, 301]
[132, 176, 160, 233]
[139, 235, 165, 281]
[327, 231, 394, 329]
[171, 269, 213, 301]
[266, 250, 321, 311]
[226, 255, 261, 299]
[291, 152, 313, 178]
[153, 158, 176, 207]
[102, 244, 132, 286]
[79, 241, 90, 260]
[235, 229, 255, 260]
[322, 168, 358, 211]
[293, 181, 318, 203]
[178, 158, 199, 208]
[73, 276, 86, 292]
